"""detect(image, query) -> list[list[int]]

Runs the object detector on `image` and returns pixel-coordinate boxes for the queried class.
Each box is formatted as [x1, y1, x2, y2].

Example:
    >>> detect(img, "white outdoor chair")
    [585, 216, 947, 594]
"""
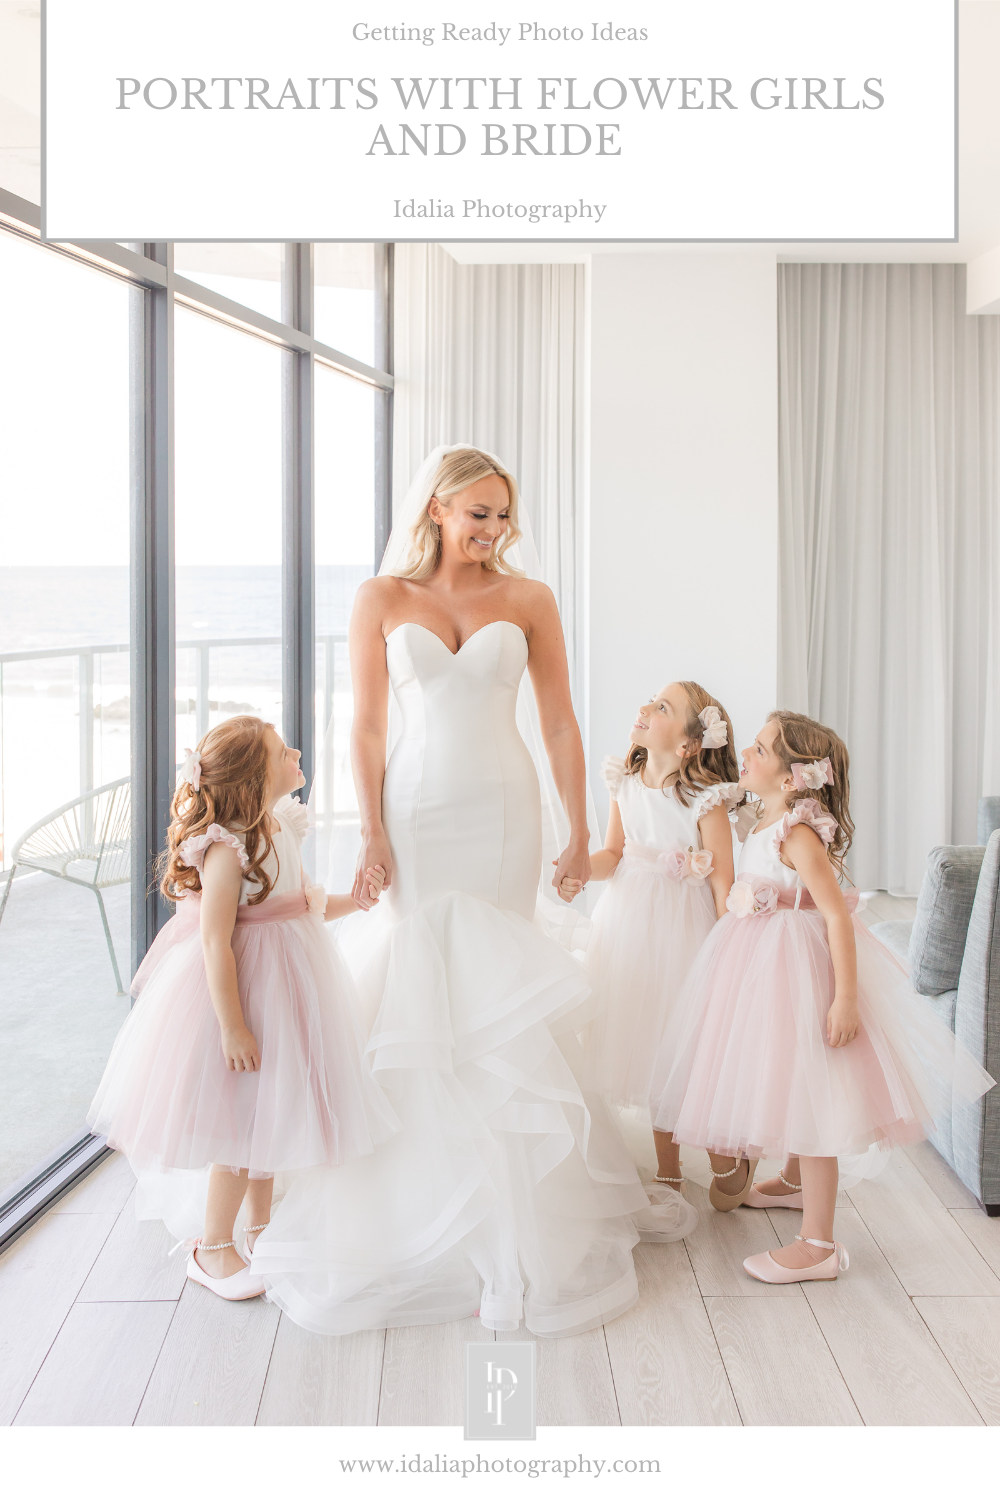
[0, 776, 130, 994]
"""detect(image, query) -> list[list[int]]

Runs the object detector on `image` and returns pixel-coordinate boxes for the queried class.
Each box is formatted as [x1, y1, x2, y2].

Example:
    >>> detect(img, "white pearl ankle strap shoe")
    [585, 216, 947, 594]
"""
[183, 1240, 267, 1301]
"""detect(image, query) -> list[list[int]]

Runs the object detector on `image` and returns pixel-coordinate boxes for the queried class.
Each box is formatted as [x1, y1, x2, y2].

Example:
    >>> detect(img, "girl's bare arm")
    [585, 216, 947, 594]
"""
[698, 804, 736, 919]
[782, 823, 859, 1047]
[590, 797, 625, 881]
[321, 866, 387, 919]
[559, 797, 623, 897]
[200, 842, 259, 1072]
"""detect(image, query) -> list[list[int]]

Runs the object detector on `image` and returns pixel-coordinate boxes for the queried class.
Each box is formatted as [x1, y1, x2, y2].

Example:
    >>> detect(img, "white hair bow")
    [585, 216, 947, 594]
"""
[698, 705, 728, 750]
[178, 748, 202, 792]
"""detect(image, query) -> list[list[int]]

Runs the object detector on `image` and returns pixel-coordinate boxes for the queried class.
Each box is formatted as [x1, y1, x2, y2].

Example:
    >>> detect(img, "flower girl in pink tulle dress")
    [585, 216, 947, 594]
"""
[88, 715, 397, 1302]
[561, 681, 742, 1191]
[648, 711, 994, 1284]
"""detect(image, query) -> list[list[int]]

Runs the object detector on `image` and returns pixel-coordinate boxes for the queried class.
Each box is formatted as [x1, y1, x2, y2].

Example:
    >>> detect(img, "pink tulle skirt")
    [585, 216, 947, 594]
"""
[87, 891, 398, 1176]
[581, 847, 717, 1106]
[649, 892, 994, 1162]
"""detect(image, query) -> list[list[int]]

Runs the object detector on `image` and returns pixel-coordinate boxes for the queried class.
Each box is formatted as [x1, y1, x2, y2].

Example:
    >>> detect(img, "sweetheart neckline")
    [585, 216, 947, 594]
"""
[384, 619, 528, 658]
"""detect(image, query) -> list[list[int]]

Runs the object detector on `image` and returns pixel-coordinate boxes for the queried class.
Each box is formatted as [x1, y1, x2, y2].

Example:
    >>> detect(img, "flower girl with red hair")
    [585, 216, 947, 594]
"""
[560, 680, 742, 1196]
[649, 711, 994, 1283]
[88, 715, 397, 1301]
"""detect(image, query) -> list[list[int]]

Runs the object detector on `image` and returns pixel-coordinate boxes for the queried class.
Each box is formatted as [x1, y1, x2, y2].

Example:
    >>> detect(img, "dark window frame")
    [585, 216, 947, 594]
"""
[0, 188, 393, 1249]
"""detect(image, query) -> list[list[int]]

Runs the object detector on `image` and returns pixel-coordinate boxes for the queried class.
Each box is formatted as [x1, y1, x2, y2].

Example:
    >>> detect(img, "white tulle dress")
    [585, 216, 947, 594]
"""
[582, 760, 740, 1107]
[648, 800, 995, 1164]
[253, 622, 698, 1338]
[87, 795, 398, 1235]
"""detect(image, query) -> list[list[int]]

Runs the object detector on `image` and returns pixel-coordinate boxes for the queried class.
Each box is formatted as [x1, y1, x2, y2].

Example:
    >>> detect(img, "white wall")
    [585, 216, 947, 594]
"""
[587, 251, 779, 822]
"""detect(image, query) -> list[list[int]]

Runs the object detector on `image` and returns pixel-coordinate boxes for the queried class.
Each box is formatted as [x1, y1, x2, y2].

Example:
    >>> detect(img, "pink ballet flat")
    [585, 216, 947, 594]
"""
[180, 1238, 266, 1301]
[743, 1235, 849, 1284]
[745, 1185, 804, 1211]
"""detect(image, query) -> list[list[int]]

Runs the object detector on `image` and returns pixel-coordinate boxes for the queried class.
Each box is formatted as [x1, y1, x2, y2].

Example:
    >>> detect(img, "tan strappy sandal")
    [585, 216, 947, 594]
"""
[708, 1155, 760, 1212]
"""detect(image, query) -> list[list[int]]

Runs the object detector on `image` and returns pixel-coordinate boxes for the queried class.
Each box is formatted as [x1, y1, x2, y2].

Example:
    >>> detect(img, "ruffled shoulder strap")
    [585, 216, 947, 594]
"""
[275, 794, 309, 839]
[693, 782, 742, 822]
[773, 797, 838, 852]
[177, 824, 249, 872]
[602, 755, 627, 798]
[730, 802, 760, 844]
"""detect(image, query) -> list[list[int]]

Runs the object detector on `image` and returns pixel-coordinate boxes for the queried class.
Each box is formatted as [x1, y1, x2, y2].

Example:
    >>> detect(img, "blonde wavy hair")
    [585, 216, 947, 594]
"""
[392, 447, 524, 581]
[158, 715, 279, 906]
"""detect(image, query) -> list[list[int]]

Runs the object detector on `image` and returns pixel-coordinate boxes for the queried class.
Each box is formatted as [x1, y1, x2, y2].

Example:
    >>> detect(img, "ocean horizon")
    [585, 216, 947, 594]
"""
[0, 564, 372, 655]
[0, 565, 371, 861]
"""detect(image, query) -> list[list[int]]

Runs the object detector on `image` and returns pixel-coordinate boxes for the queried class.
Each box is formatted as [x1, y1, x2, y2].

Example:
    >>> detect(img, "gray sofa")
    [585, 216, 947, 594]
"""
[979, 796, 1000, 845]
[870, 818, 1000, 1215]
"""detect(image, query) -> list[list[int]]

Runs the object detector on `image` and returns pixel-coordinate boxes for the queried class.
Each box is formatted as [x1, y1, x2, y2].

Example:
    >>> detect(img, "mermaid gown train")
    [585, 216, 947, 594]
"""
[254, 620, 696, 1336]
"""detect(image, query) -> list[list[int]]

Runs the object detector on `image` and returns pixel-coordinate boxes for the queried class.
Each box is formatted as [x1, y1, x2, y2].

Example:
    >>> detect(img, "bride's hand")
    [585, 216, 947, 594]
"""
[354, 830, 393, 907]
[552, 840, 591, 903]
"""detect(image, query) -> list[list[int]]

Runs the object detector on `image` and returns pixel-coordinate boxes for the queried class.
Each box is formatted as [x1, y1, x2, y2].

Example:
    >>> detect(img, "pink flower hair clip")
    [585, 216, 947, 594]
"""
[790, 757, 834, 792]
[698, 704, 728, 750]
[178, 748, 202, 792]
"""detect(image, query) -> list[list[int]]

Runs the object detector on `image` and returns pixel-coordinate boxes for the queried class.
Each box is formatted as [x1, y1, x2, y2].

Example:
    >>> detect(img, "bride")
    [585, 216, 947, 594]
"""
[255, 445, 696, 1337]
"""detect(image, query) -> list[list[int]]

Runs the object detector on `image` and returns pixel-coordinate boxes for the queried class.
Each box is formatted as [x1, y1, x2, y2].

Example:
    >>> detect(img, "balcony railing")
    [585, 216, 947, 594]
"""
[0, 632, 348, 836]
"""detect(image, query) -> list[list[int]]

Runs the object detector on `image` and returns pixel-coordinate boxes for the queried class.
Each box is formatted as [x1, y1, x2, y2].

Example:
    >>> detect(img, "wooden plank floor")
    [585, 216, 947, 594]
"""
[5, 1133, 999, 1426]
[5, 891, 999, 1428]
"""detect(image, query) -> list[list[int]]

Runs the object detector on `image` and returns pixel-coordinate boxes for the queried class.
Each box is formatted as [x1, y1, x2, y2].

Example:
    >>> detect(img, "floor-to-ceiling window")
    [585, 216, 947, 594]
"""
[0, 230, 134, 1201]
[0, 208, 393, 1243]
[172, 243, 285, 323]
[174, 309, 284, 754]
[313, 364, 376, 890]
[310, 242, 391, 889]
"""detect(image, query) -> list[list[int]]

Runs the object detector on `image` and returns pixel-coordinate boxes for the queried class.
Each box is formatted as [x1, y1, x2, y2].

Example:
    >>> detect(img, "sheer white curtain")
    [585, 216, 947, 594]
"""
[778, 263, 1000, 893]
[392, 243, 587, 700]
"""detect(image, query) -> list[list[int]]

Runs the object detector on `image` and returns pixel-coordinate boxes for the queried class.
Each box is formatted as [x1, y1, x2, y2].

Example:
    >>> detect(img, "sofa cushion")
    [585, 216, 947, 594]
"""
[951, 832, 1000, 1206]
[908, 845, 986, 996]
[979, 796, 1000, 846]
[930, 987, 958, 1033]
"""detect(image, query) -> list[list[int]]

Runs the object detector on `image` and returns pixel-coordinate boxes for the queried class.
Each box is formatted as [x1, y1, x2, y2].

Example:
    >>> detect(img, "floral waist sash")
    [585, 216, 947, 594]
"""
[727, 874, 863, 918]
[621, 839, 713, 886]
[172, 889, 315, 928]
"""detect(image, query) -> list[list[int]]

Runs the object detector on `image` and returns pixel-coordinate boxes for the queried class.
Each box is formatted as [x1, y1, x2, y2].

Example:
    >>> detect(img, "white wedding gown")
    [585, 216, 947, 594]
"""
[254, 620, 696, 1336]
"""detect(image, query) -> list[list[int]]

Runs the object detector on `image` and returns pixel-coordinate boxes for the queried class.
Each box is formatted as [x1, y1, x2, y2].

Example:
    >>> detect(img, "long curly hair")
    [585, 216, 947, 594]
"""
[625, 681, 743, 808]
[158, 715, 278, 905]
[391, 447, 524, 581]
[766, 710, 854, 873]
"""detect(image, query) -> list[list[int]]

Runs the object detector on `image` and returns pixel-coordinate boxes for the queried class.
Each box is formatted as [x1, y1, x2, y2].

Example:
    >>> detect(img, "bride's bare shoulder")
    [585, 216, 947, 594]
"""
[355, 575, 408, 605]
[357, 574, 402, 596]
[503, 576, 557, 617]
[351, 575, 408, 627]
